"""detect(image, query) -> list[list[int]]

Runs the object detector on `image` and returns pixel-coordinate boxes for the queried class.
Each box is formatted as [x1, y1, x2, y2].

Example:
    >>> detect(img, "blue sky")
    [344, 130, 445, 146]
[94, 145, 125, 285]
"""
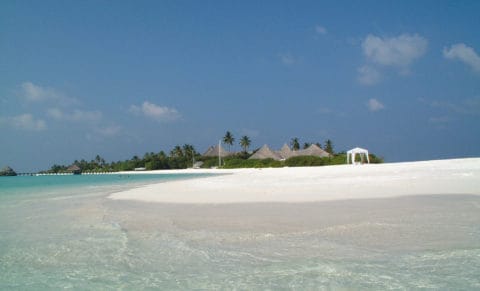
[1, 1, 480, 171]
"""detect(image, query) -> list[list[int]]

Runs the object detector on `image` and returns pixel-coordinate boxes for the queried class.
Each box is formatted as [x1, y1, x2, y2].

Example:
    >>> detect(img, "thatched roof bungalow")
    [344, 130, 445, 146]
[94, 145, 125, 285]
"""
[277, 143, 294, 160]
[295, 144, 331, 158]
[249, 145, 282, 160]
[66, 164, 82, 175]
[202, 144, 231, 158]
[249, 143, 331, 161]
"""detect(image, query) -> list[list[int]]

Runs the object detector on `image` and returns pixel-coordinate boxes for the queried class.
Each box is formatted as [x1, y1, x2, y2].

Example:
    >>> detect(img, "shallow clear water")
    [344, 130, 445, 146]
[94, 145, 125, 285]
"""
[1, 175, 480, 289]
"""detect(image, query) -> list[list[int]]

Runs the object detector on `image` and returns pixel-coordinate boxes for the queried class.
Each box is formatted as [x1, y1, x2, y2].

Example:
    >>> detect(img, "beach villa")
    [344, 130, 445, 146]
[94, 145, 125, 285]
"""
[202, 143, 331, 161]
[202, 144, 231, 158]
[66, 164, 82, 175]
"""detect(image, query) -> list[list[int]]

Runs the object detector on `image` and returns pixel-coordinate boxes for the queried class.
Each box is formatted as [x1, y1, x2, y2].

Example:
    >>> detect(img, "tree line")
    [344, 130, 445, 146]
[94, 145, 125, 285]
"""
[42, 131, 382, 173]
[42, 144, 201, 173]
[223, 131, 334, 154]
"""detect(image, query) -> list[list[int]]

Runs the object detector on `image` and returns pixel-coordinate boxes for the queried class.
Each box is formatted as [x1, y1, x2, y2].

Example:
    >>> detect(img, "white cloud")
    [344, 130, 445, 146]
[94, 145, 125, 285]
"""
[362, 34, 428, 68]
[46, 108, 64, 119]
[129, 101, 181, 122]
[443, 43, 480, 72]
[315, 25, 327, 35]
[3, 114, 47, 131]
[94, 125, 122, 137]
[367, 98, 385, 112]
[47, 108, 102, 123]
[70, 109, 102, 122]
[317, 107, 333, 114]
[357, 66, 381, 85]
[278, 53, 299, 65]
[20, 82, 77, 105]
[428, 96, 480, 115]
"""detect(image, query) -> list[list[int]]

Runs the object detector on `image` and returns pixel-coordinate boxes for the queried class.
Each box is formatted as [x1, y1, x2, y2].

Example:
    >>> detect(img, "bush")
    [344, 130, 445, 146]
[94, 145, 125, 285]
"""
[198, 157, 222, 168]
[284, 156, 326, 167]
[369, 154, 384, 164]
[326, 154, 347, 165]
[222, 158, 283, 169]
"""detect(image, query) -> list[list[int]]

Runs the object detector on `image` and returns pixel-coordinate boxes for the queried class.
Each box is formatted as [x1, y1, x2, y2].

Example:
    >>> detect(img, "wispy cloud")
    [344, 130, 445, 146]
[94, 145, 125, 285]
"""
[429, 116, 451, 124]
[357, 33, 427, 85]
[317, 107, 333, 115]
[1, 113, 47, 131]
[357, 66, 381, 85]
[94, 125, 122, 137]
[129, 101, 181, 122]
[443, 43, 480, 72]
[429, 97, 480, 115]
[367, 98, 385, 112]
[85, 124, 123, 141]
[47, 108, 102, 123]
[278, 53, 300, 66]
[428, 116, 451, 130]
[315, 25, 327, 35]
[20, 82, 78, 105]
[362, 34, 428, 68]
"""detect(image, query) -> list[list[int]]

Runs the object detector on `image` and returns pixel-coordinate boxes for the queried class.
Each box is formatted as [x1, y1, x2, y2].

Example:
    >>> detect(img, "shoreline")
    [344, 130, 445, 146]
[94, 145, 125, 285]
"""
[109, 158, 480, 204]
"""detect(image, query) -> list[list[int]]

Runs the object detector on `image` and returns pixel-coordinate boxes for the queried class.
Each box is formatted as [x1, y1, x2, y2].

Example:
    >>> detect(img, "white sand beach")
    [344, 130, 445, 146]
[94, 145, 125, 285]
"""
[109, 158, 480, 204]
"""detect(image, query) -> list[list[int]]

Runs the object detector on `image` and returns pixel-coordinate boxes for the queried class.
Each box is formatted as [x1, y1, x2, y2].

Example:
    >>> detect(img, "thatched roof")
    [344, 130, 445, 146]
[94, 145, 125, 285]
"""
[202, 144, 230, 157]
[67, 165, 81, 172]
[249, 145, 282, 160]
[277, 143, 294, 159]
[296, 144, 330, 158]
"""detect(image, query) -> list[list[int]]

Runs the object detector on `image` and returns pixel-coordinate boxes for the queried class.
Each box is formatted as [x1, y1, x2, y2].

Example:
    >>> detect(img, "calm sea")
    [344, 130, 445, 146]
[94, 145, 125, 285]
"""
[1, 174, 480, 289]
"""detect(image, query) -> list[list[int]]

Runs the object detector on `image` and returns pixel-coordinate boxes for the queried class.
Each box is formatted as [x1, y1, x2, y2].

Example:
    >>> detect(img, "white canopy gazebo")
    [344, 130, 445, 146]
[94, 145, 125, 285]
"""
[347, 147, 370, 165]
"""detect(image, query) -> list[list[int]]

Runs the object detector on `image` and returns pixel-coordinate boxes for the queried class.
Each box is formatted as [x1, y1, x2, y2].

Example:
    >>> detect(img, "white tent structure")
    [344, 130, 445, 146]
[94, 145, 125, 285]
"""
[347, 147, 370, 165]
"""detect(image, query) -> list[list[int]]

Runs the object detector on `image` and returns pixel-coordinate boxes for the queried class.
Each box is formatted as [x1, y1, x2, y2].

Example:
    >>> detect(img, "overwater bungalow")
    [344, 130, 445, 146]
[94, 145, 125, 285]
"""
[66, 165, 82, 175]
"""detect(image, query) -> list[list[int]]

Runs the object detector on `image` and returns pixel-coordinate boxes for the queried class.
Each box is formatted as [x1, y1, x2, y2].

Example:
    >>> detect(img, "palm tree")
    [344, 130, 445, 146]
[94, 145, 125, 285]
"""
[324, 139, 334, 154]
[170, 145, 183, 158]
[223, 131, 235, 152]
[239, 135, 251, 153]
[182, 144, 197, 166]
[95, 155, 103, 166]
[291, 137, 300, 151]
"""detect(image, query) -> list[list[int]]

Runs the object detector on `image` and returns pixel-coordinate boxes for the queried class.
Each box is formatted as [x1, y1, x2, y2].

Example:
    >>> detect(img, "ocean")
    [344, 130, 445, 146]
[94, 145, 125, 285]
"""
[1, 174, 480, 289]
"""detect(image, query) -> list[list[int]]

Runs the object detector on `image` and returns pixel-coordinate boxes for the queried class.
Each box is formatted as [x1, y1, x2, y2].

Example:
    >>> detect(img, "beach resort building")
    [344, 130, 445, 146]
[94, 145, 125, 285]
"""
[66, 164, 82, 175]
[249, 145, 282, 160]
[202, 143, 331, 161]
[249, 144, 331, 161]
[202, 144, 231, 158]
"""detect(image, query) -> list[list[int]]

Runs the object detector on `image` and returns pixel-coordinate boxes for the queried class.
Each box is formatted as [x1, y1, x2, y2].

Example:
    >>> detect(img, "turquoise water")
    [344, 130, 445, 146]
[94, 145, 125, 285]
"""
[0, 174, 200, 197]
[1, 175, 480, 289]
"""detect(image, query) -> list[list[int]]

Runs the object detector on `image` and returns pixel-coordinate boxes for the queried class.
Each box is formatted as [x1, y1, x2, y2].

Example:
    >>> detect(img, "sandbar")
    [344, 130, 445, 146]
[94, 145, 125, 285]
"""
[109, 158, 480, 204]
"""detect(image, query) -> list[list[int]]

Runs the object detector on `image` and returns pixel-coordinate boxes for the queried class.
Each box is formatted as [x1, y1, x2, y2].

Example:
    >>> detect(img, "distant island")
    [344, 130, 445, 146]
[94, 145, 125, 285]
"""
[36, 132, 383, 174]
[0, 166, 17, 176]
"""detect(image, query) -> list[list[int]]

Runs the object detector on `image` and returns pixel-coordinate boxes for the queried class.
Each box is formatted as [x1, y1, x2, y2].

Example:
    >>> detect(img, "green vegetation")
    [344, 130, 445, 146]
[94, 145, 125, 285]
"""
[41, 135, 383, 173]
[239, 135, 251, 153]
[41, 144, 201, 174]
[222, 158, 283, 169]
[223, 131, 235, 152]
[324, 139, 334, 154]
[284, 156, 327, 167]
[0, 166, 17, 176]
[290, 137, 300, 151]
[215, 153, 382, 169]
